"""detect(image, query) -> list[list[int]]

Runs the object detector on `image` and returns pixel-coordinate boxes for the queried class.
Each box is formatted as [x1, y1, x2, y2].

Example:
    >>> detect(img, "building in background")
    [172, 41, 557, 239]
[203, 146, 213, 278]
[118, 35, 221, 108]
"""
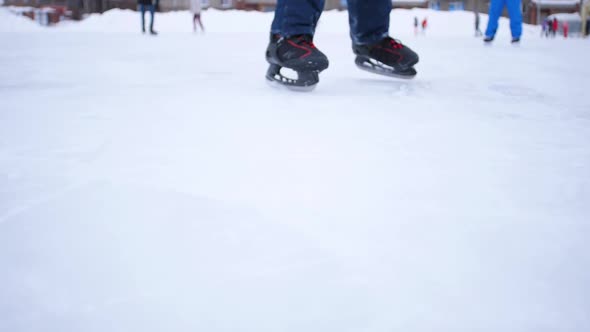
[524, 0, 580, 25]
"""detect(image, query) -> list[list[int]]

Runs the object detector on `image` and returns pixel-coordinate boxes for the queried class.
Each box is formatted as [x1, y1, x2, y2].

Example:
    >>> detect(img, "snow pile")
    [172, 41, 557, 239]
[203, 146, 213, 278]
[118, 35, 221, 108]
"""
[548, 12, 582, 20]
[531, 0, 579, 7]
[0, 6, 43, 32]
[44, 7, 540, 37]
[55, 8, 273, 33]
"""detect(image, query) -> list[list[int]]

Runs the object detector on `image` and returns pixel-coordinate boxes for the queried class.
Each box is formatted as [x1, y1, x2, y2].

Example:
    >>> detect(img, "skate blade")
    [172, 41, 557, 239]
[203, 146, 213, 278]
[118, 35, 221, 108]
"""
[265, 64, 319, 92]
[355, 57, 417, 80]
[265, 77, 317, 92]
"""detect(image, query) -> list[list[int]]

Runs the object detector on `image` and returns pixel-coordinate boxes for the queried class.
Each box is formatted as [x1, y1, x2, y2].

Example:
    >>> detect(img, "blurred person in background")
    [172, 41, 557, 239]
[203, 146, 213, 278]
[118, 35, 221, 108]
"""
[191, 0, 205, 33]
[475, 11, 482, 36]
[541, 20, 549, 37]
[483, 0, 522, 43]
[414, 16, 419, 35]
[138, 0, 158, 35]
[583, 0, 590, 37]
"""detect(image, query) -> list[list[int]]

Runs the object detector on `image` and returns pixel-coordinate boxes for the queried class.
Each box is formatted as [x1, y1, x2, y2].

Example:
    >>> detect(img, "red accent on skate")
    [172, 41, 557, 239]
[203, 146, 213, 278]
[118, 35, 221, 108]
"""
[375, 46, 404, 62]
[389, 39, 403, 49]
[287, 39, 313, 59]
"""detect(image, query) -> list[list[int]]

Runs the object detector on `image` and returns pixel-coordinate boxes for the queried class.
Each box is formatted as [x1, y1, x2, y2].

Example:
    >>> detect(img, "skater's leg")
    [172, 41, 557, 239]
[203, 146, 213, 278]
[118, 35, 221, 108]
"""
[198, 15, 204, 31]
[485, 0, 505, 38]
[139, 4, 146, 32]
[275, 0, 324, 37]
[349, 0, 418, 78]
[270, 0, 285, 34]
[347, 0, 391, 45]
[149, 4, 155, 32]
[506, 0, 522, 38]
[193, 14, 197, 31]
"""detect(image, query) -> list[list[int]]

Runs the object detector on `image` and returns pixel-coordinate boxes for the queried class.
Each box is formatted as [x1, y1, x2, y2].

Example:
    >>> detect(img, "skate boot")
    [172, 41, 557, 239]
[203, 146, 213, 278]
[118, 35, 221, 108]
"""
[265, 34, 329, 91]
[483, 35, 494, 43]
[353, 37, 419, 79]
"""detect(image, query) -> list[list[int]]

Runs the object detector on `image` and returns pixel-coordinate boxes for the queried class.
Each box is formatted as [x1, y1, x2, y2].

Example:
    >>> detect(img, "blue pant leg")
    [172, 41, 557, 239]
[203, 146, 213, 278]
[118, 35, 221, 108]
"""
[485, 0, 505, 38]
[271, 0, 285, 34]
[281, 0, 324, 37]
[506, 0, 522, 38]
[139, 4, 146, 30]
[149, 4, 155, 30]
[347, 0, 391, 44]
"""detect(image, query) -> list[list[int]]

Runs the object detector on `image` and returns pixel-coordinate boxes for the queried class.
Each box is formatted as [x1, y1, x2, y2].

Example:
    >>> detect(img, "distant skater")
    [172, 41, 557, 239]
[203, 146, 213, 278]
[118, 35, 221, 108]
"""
[414, 16, 419, 35]
[421, 17, 428, 34]
[475, 11, 482, 36]
[138, 0, 157, 35]
[484, 0, 522, 43]
[541, 19, 548, 37]
[191, 0, 205, 32]
[546, 19, 553, 37]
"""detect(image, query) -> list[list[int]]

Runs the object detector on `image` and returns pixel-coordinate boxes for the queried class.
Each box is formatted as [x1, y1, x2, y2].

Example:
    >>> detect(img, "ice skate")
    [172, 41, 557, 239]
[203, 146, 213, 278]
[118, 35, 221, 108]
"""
[353, 37, 419, 79]
[265, 34, 329, 91]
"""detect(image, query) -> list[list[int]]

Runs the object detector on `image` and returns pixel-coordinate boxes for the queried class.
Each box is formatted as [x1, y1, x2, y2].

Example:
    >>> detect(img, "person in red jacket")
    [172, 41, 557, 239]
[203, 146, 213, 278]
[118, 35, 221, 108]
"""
[552, 18, 558, 37]
[563, 21, 569, 38]
[421, 17, 428, 33]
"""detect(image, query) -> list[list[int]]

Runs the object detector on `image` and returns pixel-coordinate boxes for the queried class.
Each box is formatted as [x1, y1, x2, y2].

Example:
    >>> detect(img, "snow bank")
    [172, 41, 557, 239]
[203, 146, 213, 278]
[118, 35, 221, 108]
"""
[0, 7, 539, 37]
[0, 7, 43, 32]
[55, 8, 273, 33]
[531, 0, 579, 7]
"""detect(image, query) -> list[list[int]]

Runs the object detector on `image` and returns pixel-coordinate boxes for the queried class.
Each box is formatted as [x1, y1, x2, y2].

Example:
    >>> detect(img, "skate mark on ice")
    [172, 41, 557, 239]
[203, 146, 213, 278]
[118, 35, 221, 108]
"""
[0, 181, 90, 225]
[354, 78, 432, 97]
[488, 83, 546, 101]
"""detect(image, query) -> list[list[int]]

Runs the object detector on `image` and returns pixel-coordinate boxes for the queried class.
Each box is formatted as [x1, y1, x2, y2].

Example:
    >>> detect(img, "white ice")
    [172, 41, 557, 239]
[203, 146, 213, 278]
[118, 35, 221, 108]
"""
[1, 7, 589, 332]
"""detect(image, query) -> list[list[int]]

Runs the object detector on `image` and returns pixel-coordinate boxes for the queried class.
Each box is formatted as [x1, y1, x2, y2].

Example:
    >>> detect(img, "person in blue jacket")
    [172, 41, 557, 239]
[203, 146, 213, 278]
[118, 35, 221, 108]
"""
[483, 0, 522, 43]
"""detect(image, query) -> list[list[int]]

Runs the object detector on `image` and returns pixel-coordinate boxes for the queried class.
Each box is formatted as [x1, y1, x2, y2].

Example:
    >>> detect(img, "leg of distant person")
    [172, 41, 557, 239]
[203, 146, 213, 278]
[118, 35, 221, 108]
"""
[149, 3, 157, 34]
[198, 15, 204, 32]
[506, 0, 522, 39]
[485, 0, 505, 39]
[139, 4, 146, 33]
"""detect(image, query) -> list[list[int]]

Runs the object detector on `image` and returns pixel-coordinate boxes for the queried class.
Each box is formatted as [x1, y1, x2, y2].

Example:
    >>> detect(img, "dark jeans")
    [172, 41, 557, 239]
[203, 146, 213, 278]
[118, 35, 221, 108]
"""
[270, 0, 391, 45]
[139, 4, 155, 31]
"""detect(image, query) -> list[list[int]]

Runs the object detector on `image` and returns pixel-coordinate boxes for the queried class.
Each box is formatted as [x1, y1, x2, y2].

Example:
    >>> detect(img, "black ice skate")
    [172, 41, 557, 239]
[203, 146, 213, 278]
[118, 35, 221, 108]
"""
[265, 34, 329, 91]
[353, 37, 419, 79]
